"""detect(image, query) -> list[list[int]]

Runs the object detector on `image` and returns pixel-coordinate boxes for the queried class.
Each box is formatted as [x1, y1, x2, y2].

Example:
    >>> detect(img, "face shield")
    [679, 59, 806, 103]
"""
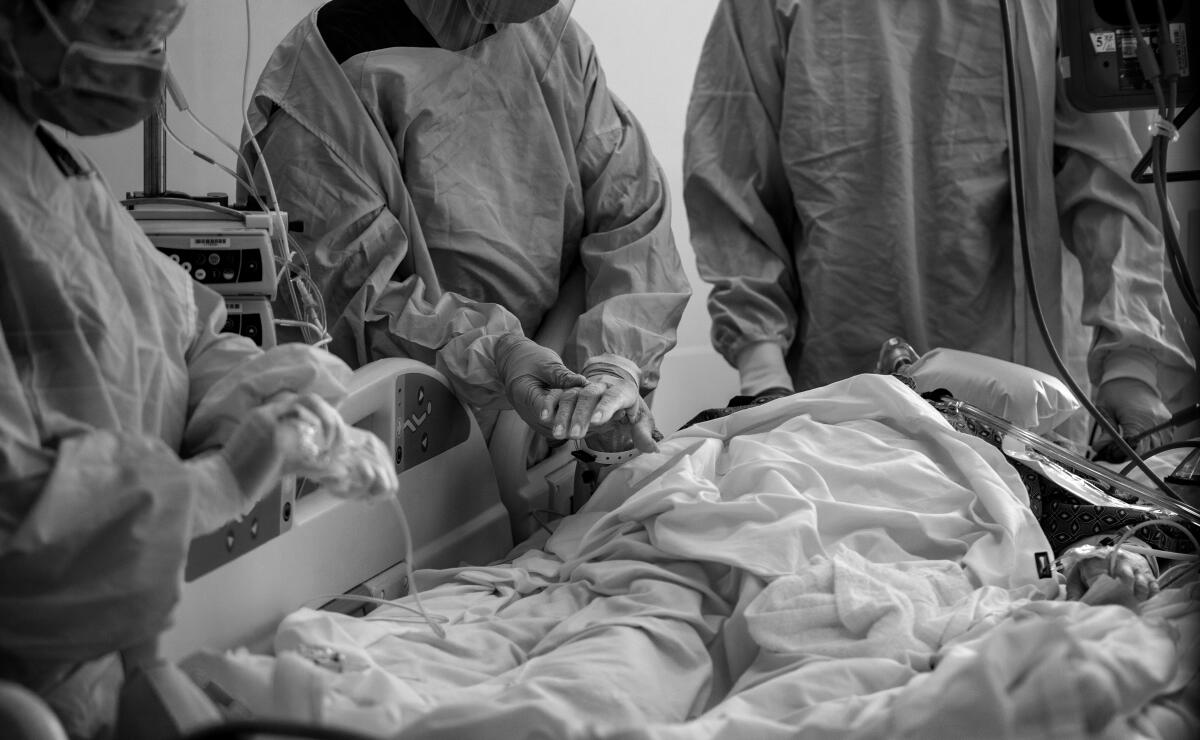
[404, 0, 575, 78]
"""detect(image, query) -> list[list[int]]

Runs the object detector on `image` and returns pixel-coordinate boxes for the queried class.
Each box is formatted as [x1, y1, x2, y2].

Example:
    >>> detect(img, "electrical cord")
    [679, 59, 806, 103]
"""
[997, 0, 1179, 503]
[1132, 0, 1200, 323]
[238, 0, 330, 347]
[1107, 518, 1200, 580]
[1118, 439, 1200, 476]
[182, 719, 380, 740]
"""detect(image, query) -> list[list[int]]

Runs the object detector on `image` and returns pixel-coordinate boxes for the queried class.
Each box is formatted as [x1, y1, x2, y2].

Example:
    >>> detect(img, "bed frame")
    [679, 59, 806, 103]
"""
[161, 358, 514, 661]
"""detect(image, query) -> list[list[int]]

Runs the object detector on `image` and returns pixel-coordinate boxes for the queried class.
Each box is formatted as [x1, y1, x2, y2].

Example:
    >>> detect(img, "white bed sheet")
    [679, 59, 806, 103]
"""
[186, 374, 1196, 739]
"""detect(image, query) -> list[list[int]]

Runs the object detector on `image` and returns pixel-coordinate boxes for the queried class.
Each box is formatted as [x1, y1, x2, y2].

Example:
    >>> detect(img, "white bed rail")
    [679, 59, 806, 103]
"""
[160, 358, 512, 661]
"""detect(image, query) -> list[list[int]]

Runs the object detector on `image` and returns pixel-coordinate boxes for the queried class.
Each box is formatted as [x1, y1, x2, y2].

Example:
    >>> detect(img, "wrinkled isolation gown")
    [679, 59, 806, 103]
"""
[242, 7, 690, 408]
[0, 96, 352, 734]
[684, 0, 1193, 403]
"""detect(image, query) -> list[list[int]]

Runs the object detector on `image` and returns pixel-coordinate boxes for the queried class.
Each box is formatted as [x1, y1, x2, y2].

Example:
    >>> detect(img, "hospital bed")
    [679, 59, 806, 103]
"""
[4, 355, 1198, 740]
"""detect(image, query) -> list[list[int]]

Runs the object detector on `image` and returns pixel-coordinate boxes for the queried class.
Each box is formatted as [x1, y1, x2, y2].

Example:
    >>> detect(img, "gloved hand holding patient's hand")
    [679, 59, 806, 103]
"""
[220, 392, 398, 503]
[494, 334, 589, 436]
[1093, 378, 1171, 461]
[552, 364, 659, 454]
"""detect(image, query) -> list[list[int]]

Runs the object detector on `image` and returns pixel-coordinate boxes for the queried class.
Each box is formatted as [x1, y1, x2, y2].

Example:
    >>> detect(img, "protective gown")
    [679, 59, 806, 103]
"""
[684, 0, 1193, 402]
[242, 7, 690, 409]
[0, 96, 351, 731]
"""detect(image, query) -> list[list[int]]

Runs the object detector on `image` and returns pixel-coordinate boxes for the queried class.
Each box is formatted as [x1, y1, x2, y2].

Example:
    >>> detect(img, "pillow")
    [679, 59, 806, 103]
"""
[905, 348, 1080, 434]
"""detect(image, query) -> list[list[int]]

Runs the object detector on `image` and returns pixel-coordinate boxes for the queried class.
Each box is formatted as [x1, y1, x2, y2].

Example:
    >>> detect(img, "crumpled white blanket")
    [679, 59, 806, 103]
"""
[184, 374, 1194, 740]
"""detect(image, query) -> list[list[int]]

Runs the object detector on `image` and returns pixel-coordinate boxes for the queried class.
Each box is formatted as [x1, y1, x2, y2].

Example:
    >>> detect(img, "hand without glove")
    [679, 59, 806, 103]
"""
[1093, 378, 1172, 461]
[494, 334, 589, 436]
[1062, 542, 1159, 603]
[551, 366, 659, 454]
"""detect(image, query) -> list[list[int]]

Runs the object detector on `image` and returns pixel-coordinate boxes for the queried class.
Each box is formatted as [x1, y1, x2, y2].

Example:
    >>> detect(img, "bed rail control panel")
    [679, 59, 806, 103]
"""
[394, 373, 471, 472]
[163, 359, 513, 660]
[184, 485, 294, 582]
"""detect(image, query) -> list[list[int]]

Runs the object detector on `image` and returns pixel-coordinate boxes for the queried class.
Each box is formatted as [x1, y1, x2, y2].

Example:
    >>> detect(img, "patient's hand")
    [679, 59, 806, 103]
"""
[1064, 543, 1159, 603]
[550, 367, 659, 454]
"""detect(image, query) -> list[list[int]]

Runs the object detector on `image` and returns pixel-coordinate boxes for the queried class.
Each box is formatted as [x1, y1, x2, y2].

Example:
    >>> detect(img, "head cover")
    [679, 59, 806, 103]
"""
[0, 0, 180, 135]
[405, 0, 571, 52]
[464, 0, 560, 24]
[404, 0, 574, 80]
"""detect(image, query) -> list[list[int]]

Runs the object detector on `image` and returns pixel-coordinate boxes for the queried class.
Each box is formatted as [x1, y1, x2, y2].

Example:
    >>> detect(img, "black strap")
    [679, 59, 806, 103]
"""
[317, 0, 438, 62]
[35, 125, 88, 178]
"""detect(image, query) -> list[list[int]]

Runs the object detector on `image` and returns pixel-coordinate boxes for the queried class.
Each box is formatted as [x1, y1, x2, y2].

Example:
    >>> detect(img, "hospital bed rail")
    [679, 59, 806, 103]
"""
[107, 357, 515, 739]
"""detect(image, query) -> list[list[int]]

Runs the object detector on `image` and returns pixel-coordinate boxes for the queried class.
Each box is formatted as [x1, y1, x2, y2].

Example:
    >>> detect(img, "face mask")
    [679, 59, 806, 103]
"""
[1, 0, 169, 135]
[464, 0, 559, 25]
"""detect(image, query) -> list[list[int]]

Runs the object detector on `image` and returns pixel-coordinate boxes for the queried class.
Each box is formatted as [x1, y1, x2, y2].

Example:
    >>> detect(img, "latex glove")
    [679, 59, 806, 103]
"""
[1094, 377, 1172, 461]
[219, 392, 347, 504]
[1062, 542, 1159, 603]
[551, 367, 659, 454]
[297, 425, 399, 500]
[494, 334, 589, 436]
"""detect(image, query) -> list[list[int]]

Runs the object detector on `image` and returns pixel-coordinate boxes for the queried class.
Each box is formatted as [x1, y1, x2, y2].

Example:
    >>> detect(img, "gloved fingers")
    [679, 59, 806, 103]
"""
[288, 392, 347, 459]
[1093, 378, 1171, 460]
[546, 366, 589, 391]
[344, 428, 399, 499]
[277, 404, 331, 470]
[304, 428, 399, 500]
[506, 376, 562, 437]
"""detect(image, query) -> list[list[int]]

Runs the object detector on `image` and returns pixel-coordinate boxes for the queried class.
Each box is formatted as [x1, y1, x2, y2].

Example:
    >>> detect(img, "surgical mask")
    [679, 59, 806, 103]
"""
[0, 0, 170, 135]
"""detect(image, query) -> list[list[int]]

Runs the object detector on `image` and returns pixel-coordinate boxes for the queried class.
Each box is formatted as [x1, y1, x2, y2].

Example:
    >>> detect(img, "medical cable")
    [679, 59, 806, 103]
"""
[1118, 401, 1200, 448]
[181, 719, 379, 740]
[302, 593, 448, 627]
[1122, 543, 1198, 561]
[1118, 440, 1200, 477]
[160, 56, 332, 345]
[160, 119, 266, 213]
[238, 0, 331, 347]
[1107, 518, 1199, 578]
[304, 492, 449, 639]
[998, 0, 1179, 506]
[1130, 0, 1200, 323]
[1123, 0, 1198, 321]
[1157, 559, 1199, 588]
[293, 486, 445, 637]
[385, 492, 446, 638]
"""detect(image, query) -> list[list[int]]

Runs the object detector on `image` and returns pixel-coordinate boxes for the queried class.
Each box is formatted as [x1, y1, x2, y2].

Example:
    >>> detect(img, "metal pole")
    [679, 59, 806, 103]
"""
[142, 91, 167, 196]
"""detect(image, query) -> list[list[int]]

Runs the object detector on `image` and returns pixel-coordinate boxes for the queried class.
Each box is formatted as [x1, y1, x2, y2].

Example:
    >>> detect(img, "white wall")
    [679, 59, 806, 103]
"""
[75, 0, 734, 435]
[78, 1, 1193, 436]
[570, 0, 735, 433]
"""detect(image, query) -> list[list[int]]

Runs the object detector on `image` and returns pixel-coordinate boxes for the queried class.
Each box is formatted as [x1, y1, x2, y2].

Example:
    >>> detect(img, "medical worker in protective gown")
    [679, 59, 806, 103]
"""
[241, 0, 690, 454]
[0, 0, 401, 735]
[684, 0, 1194, 450]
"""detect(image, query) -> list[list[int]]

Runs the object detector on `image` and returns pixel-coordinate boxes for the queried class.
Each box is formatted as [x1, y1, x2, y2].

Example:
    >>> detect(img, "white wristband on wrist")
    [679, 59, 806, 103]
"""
[570, 438, 638, 466]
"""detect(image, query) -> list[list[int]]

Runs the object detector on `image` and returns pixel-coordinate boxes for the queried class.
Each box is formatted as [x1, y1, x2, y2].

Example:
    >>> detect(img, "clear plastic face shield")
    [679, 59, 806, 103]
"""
[404, 0, 576, 79]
